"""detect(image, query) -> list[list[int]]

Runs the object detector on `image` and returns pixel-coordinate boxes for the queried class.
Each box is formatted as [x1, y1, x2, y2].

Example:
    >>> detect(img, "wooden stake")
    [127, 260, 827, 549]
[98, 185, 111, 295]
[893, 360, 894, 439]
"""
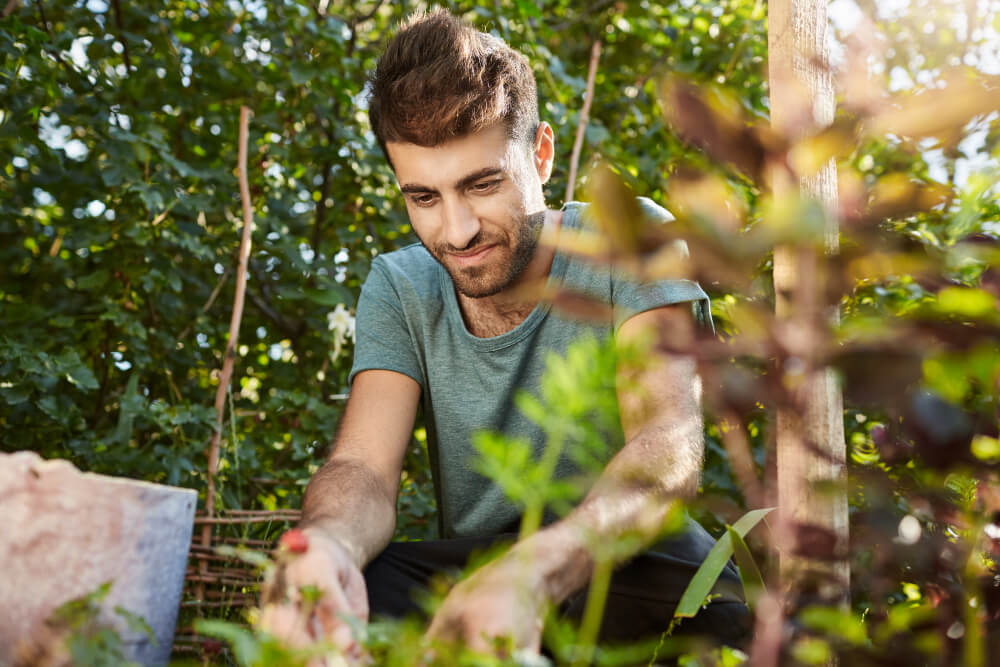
[199, 106, 255, 600]
[566, 40, 601, 204]
[768, 0, 849, 610]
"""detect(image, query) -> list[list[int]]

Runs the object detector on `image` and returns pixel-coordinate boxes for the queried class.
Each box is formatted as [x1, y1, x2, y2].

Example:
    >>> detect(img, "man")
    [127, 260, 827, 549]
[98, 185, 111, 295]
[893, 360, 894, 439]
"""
[263, 8, 748, 659]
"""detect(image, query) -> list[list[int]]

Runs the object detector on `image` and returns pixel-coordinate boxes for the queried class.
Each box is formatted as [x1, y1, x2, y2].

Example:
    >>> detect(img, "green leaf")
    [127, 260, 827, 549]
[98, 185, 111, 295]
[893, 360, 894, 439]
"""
[673, 507, 774, 619]
[972, 435, 1000, 462]
[57, 350, 100, 391]
[303, 285, 353, 307]
[37, 395, 62, 420]
[113, 373, 141, 445]
[100, 162, 124, 186]
[1, 383, 32, 405]
[799, 605, 868, 645]
[77, 270, 110, 290]
[726, 525, 764, 611]
[936, 287, 997, 319]
[513, 0, 542, 19]
[194, 619, 262, 665]
[290, 62, 314, 84]
[114, 605, 158, 645]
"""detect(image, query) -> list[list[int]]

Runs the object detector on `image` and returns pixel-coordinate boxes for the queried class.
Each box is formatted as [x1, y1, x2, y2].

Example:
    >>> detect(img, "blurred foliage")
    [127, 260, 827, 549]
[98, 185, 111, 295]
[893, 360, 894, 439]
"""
[14, 581, 156, 667]
[3, 0, 1000, 665]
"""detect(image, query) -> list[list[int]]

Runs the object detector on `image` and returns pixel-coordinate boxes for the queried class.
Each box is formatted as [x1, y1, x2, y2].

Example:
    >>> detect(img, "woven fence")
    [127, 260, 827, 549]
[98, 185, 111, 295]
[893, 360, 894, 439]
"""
[172, 509, 301, 656]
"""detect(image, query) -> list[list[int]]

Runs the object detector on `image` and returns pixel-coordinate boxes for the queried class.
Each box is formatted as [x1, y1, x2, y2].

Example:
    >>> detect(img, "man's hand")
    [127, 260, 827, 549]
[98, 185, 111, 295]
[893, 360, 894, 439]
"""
[259, 528, 369, 661]
[426, 549, 547, 656]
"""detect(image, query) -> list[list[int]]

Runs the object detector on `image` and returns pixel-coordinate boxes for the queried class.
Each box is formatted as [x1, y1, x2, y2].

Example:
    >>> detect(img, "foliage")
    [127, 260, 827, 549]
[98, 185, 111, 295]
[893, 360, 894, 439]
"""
[672, 508, 774, 622]
[3, 0, 1000, 665]
[17, 581, 157, 667]
[0, 0, 771, 515]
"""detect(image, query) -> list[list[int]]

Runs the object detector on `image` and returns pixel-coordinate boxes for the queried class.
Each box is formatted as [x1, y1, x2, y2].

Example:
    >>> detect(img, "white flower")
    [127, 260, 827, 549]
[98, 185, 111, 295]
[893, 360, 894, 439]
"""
[327, 303, 356, 362]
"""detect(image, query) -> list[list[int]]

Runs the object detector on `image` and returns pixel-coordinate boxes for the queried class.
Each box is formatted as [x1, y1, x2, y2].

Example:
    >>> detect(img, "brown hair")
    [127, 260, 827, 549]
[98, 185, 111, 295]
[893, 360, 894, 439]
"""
[367, 9, 539, 161]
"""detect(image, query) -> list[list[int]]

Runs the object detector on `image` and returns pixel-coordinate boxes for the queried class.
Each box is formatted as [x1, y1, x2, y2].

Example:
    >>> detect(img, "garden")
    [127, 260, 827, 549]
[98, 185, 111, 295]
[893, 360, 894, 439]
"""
[1, 0, 999, 665]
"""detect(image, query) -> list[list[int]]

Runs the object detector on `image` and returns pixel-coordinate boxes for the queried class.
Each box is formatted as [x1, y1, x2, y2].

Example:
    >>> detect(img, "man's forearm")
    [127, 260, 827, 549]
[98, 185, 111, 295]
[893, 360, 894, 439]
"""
[300, 455, 398, 569]
[517, 402, 704, 604]
[514, 307, 706, 604]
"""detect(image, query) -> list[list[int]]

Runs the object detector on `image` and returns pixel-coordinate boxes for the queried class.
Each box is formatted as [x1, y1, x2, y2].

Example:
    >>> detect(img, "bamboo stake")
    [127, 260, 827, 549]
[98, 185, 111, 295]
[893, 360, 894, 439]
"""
[565, 40, 601, 204]
[193, 515, 299, 525]
[199, 106, 255, 600]
[210, 508, 303, 516]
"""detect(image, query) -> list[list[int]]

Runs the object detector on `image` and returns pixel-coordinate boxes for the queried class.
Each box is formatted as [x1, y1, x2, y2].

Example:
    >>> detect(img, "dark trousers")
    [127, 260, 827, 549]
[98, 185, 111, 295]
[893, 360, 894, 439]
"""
[362, 522, 751, 650]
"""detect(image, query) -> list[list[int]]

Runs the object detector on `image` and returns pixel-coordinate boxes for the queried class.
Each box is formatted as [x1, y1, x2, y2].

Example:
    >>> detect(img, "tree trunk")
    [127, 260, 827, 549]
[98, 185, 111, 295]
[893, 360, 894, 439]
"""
[768, 0, 850, 604]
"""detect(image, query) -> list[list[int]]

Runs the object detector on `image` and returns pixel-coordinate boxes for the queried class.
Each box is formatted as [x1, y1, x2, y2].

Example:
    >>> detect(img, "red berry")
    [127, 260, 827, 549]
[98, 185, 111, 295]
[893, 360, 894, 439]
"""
[280, 529, 309, 554]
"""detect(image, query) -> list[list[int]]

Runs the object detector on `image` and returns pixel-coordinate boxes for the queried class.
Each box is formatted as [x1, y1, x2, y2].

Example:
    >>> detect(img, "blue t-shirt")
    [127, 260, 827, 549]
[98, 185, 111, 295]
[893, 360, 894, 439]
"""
[349, 198, 711, 538]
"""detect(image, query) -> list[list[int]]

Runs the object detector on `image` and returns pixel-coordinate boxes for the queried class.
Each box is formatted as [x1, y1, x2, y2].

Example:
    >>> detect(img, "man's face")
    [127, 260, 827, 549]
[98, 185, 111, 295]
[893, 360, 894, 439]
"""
[387, 123, 552, 299]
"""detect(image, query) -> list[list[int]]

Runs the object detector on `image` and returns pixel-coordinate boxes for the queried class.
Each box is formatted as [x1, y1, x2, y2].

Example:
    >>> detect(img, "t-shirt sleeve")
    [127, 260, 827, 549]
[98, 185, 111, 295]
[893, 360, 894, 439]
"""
[348, 259, 425, 388]
[611, 272, 714, 335]
[611, 197, 715, 334]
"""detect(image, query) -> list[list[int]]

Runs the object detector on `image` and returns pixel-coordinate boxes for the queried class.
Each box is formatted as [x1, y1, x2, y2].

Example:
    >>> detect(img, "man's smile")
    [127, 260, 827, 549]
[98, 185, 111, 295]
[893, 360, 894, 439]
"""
[449, 244, 497, 267]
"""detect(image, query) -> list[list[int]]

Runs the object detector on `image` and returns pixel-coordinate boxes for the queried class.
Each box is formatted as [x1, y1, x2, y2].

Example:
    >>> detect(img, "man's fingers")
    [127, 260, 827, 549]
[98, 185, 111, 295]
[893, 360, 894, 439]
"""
[343, 572, 370, 622]
[259, 603, 314, 648]
[332, 624, 357, 654]
[311, 579, 367, 660]
[464, 629, 494, 656]
[425, 611, 449, 641]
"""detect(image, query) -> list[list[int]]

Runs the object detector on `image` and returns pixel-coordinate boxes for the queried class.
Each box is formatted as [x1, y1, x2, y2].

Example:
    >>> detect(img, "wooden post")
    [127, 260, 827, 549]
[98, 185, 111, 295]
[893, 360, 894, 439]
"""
[768, 0, 849, 603]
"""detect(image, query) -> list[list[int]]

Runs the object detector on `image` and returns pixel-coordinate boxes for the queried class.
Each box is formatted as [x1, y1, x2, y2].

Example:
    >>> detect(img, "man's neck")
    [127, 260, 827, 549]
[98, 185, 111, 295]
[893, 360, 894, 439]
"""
[456, 208, 563, 338]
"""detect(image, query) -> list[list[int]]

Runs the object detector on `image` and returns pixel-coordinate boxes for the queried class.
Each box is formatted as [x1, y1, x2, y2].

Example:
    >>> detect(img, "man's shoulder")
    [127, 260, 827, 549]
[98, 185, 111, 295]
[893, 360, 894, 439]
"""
[368, 242, 441, 283]
[566, 196, 675, 228]
[635, 196, 675, 224]
[362, 242, 446, 314]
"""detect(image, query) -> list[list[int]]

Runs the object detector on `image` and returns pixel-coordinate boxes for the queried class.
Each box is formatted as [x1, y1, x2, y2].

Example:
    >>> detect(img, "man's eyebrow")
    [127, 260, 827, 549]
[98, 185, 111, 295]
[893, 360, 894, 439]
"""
[454, 166, 503, 190]
[399, 167, 504, 195]
[400, 183, 435, 195]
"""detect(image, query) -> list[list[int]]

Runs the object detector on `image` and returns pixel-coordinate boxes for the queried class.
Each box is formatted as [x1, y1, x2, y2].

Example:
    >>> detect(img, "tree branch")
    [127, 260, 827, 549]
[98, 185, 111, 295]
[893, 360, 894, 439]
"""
[176, 267, 231, 343]
[549, 0, 616, 32]
[566, 40, 601, 204]
[110, 0, 132, 71]
[245, 274, 301, 340]
[354, 0, 386, 25]
[311, 157, 333, 254]
[35, 0, 70, 69]
[719, 412, 765, 509]
[201, 106, 255, 596]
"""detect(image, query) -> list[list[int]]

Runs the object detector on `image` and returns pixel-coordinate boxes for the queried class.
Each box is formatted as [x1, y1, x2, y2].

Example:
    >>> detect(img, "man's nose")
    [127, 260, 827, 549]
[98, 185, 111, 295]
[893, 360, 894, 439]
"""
[441, 197, 481, 250]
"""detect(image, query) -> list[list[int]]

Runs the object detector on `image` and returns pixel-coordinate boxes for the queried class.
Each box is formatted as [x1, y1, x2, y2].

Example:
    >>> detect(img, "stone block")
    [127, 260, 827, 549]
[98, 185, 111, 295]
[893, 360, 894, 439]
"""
[0, 451, 197, 666]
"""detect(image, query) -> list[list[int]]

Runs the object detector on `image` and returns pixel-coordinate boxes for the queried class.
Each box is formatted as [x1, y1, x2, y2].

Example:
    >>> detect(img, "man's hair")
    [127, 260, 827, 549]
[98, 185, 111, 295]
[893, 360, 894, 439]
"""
[367, 9, 539, 160]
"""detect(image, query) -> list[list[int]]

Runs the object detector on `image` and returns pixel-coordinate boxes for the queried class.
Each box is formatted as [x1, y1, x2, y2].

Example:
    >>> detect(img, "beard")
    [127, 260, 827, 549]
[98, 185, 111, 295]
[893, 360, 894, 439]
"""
[422, 209, 545, 299]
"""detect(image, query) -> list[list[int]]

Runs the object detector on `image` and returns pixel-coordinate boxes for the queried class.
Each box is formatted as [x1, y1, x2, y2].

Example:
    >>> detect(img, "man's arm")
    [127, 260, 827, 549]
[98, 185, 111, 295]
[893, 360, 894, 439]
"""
[300, 368, 421, 567]
[261, 369, 420, 650]
[427, 303, 703, 651]
[520, 303, 703, 600]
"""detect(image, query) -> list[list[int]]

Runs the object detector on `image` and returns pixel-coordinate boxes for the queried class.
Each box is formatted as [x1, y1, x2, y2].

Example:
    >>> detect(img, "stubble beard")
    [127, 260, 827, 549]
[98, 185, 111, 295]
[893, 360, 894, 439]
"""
[426, 209, 545, 299]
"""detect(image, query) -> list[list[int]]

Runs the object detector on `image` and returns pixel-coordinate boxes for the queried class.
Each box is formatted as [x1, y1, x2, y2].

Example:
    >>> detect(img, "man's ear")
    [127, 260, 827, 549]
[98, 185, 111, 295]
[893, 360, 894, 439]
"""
[533, 121, 555, 184]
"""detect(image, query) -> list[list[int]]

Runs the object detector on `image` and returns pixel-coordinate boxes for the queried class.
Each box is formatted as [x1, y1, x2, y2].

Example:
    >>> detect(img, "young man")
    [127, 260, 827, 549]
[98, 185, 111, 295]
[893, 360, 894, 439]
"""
[262, 8, 748, 658]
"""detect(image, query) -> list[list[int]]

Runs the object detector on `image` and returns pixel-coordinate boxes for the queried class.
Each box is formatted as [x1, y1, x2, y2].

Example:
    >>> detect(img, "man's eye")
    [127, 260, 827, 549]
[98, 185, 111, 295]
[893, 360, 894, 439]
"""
[412, 194, 436, 206]
[471, 180, 501, 193]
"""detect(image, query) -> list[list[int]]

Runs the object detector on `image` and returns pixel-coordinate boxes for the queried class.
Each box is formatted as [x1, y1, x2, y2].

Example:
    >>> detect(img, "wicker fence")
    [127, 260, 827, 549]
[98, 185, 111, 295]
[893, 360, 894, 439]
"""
[172, 509, 301, 656]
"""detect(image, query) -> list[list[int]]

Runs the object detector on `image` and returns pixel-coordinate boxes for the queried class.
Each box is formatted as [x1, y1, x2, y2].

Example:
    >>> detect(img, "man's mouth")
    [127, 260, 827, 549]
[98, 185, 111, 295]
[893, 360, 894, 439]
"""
[449, 244, 496, 266]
